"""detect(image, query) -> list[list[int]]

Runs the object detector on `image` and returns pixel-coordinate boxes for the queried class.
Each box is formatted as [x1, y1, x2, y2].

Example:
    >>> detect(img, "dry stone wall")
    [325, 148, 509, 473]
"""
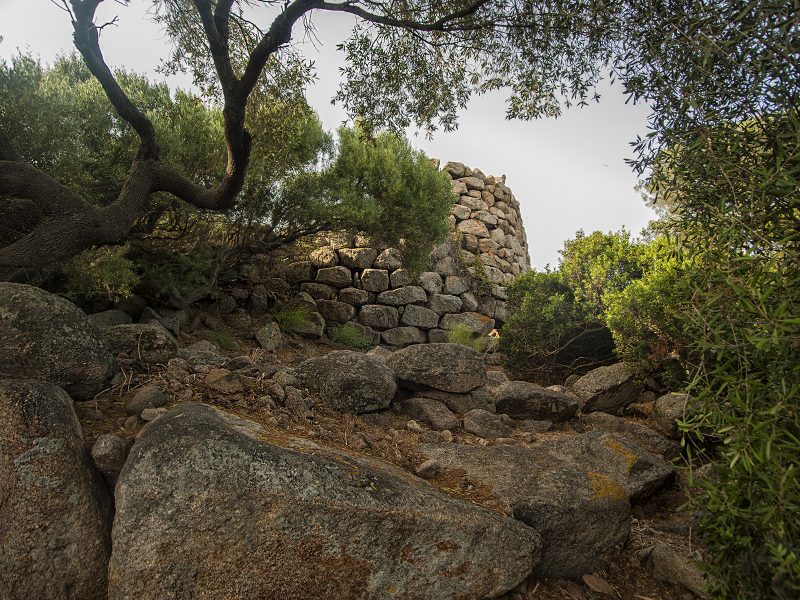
[281, 162, 531, 347]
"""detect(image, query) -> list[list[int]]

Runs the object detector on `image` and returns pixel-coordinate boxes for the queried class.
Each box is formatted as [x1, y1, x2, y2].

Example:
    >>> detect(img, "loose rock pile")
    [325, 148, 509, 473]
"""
[0, 276, 706, 598]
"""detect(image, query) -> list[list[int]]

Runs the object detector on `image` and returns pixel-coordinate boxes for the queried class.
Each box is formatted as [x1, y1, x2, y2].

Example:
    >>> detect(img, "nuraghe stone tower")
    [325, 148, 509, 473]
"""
[278, 161, 531, 346]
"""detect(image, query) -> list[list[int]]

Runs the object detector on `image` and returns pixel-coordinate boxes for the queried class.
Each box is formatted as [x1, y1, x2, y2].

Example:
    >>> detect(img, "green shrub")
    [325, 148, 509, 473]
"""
[139, 251, 215, 303]
[63, 244, 140, 302]
[448, 323, 490, 353]
[604, 237, 695, 385]
[198, 329, 240, 352]
[273, 306, 312, 331]
[330, 324, 374, 349]
[500, 269, 615, 383]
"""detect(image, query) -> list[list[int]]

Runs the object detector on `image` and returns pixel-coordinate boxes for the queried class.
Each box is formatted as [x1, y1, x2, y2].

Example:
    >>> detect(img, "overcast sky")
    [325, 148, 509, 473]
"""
[0, 0, 657, 268]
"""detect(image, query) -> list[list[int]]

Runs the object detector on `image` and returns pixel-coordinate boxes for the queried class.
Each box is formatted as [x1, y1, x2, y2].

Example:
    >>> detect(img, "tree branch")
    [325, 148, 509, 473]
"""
[70, 0, 159, 158]
[0, 161, 89, 215]
[318, 0, 491, 32]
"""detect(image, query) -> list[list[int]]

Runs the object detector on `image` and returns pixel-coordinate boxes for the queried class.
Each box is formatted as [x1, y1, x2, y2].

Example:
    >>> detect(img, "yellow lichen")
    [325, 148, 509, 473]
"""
[603, 436, 638, 471]
[588, 471, 627, 501]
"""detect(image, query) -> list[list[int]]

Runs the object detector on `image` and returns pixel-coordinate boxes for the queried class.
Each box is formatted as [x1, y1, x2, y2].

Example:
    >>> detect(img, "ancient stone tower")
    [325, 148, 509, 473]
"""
[280, 162, 531, 346]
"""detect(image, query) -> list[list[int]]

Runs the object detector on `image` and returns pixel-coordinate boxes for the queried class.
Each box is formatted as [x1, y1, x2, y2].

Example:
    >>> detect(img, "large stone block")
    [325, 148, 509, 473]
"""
[377, 286, 427, 306]
[338, 247, 379, 269]
[381, 326, 426, 346]
[108, 404, 539, 599]
[316, 266, 353, 288]
[360, 268, 390, 292]
[400, 304, 440, 329]
[358, 304, 399, 330]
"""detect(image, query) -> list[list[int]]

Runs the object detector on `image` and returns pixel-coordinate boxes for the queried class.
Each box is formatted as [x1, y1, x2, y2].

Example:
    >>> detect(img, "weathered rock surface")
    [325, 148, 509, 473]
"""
[88, 309, 133, 327]
[0, 379, 112, 599]
[421, 430, 674, 579]
[0, 283, 117, 399]
[386, 343, 486, 393]
[293, 351, 397, 413]
[421, 440, 630, 580]
[255, 322, 283, 351]
[286, 311, 326, 338]
[399, 397, 459, 431]
[463, 409, 513, 439]
[421, 387, 496, 415]
[580, 412, 679, 458]
[105, 323, 178, 365]
[439, 311, 495, 335]
[377, 285, 427, 306]
[91, 434, 133, 487]
[495, 381, 579, 423]
[653, 393, 690, 439]
[570, 363, 642, 414]
[381, 326, 426, 346]
[125, 384, 167, 415]
[547, 431, 675, 502]
[109, 403, 540, 599]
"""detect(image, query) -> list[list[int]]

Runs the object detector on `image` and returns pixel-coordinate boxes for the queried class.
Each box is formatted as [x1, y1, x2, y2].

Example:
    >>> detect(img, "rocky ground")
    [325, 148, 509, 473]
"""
[1, 282, 706, 600]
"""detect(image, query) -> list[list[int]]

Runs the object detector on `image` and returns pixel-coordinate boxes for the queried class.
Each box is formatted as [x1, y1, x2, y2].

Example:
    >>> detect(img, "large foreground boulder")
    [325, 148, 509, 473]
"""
[386, 343, 486, 393]
[421, 441, 630, 580]
[570, 363, 642, 414]
[0, 283, 116, 399]
[421, 430, 674, 579]
[292, 350, 397, 413]
[109, 403, 540, 599]
[0, 380, 112, 599]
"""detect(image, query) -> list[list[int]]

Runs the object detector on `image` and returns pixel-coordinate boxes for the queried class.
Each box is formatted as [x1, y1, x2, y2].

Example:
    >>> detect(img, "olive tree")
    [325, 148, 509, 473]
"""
[0, 0, 623, 268]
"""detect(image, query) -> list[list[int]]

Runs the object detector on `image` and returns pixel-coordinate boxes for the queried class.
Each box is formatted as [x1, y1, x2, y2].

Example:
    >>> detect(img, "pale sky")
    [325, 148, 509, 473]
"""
[0, 0, 657, 268]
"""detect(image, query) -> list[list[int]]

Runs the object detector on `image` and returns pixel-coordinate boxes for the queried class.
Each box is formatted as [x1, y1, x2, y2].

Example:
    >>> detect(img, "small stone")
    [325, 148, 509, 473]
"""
[338, 248, 379, 269]
[463, 409, 513, 439]
[418, 272, 443, 295]
[125, 385, 167, 415]
[400, 397, 459, 431]
[400, 304, 440, 329]
[381, 326, 426, 346]
[255, 323, 283, 351]
[415, 459, 441, 479]
[91, 434, 133, 486]
[444, 276, 470, 295]
[374, 248, 403, 270]
[457, 219, 490, 239]
[204, 369, 244, 394]
[338, 287, 371, 306]
[377, 286, 427, 306]
[140, 407, 168, 422]
[406, 419, 425, 433]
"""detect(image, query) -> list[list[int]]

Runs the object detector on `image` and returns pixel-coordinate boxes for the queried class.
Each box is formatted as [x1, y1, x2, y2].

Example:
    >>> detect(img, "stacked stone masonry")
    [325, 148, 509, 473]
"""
[282, 162, 531, 347]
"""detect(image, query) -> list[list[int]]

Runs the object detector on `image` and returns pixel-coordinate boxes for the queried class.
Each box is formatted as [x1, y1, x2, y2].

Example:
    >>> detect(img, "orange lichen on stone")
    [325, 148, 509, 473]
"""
[588, 471, 627, 501]
[603, 436, 638, 471]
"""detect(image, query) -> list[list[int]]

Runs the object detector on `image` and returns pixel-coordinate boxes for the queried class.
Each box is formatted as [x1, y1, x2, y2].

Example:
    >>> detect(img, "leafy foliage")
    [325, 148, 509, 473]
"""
[272, 306, 312, 331]
[649, 116, 800, 598]
[501, 231, 646, 382]
[330, 324, 374, 350]
[447, 323, 489, 353]
[62, 244, 140, 302]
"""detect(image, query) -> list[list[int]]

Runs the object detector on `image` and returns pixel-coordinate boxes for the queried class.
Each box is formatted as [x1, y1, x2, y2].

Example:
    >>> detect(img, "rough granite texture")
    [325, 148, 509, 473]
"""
[386, 343, 487, 393]
[0, 379, 112, 599]
[109, 403, 540, 599]
[0, 283, 117, 399]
